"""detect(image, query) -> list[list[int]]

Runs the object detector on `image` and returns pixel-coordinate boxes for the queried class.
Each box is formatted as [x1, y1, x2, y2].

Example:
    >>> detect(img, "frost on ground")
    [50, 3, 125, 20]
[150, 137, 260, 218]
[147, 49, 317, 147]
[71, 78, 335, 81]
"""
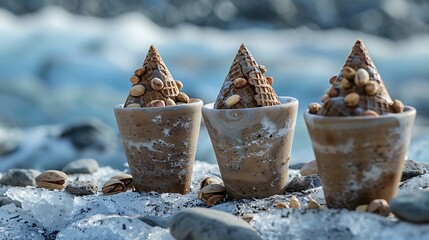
[1, 161, 429, 239]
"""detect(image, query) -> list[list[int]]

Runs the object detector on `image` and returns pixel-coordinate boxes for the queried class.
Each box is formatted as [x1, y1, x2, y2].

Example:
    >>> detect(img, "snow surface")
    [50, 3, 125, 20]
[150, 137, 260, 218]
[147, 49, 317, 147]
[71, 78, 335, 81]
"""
[1, 7, 429, 166]
[1, 161, 429, 239]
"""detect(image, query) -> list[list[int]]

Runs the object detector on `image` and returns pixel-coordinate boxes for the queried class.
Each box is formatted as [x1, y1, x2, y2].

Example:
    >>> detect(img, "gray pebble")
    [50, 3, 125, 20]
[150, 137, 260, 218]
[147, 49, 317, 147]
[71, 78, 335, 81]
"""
[390, 191, 429, 223]
[286, 175, 321, 192]
[139, 215, 169, 228]
[62, 158, 99, 174]
[65, 180, 98, 195]
[0, 169, 41, 186]
[0, 196, 21, 208]
[401, 160, 427, 181]
[169, 207, 261, 240]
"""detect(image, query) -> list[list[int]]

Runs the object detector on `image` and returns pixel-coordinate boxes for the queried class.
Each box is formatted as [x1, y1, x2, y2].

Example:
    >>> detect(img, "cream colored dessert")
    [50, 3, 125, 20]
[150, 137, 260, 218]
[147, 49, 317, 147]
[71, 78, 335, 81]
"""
[214, 44, 280, 109]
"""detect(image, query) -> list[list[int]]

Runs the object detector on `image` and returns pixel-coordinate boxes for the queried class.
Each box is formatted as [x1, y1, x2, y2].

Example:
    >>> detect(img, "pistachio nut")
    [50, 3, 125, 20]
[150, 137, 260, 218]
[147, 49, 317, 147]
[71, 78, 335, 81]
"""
[233, 78, 247, 89]
[151, 78, 164, 91]
[36, 170, 68, 190]
[199, 176, 223, 189]
[175, 80, 183, 91]
[110, 173, 133, 190]
[102, 179, 126, 195]
[342, 66, 356, 80]
[354, 68, 369, 87]
[225, 94, 241, 107]
[198, 183, 226, 203]
[241, 213, 255, 223]
[130, 76, 140, 85]
[206, 195, 224, 207]
[308, 103, 321, 114]
[177, 92, 190, 103]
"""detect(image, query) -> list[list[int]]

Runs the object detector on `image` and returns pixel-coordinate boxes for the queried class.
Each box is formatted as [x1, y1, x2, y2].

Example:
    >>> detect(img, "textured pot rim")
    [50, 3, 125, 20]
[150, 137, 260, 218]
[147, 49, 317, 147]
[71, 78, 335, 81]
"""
[114, 98, 203, 112]
[202, 96, 298, 111]
[304, 105, 416, 122]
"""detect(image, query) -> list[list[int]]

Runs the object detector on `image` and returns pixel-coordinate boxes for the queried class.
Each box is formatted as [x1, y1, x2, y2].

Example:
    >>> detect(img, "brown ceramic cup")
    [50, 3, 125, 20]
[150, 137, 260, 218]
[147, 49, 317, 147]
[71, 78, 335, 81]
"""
[202, 97, 299, 199]
[114, 99, 203, 194]
[304, 106, 416, 209]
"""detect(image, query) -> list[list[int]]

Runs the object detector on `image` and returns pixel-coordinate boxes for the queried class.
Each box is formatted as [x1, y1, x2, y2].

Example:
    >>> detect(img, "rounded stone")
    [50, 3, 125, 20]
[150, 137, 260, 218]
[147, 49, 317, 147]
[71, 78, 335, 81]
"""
[0, 169, 41, 187]
[62, 158, 99, 174]
[390, 191, 429, 223]
[401, 160, 427, 181]
[169, 207, 261, 240]
[65, 180, 98, 196]
[285, 175, 321, 192]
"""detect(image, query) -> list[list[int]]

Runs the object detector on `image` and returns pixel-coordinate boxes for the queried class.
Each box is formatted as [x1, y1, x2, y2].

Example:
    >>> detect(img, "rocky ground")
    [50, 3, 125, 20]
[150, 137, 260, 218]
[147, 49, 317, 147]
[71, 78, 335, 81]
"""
[0, 157, 428, 239]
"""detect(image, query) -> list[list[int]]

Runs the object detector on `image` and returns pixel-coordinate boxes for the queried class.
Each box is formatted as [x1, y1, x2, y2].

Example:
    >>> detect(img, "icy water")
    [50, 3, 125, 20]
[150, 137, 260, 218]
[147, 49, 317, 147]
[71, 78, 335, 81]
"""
[1, 7, 429, 166]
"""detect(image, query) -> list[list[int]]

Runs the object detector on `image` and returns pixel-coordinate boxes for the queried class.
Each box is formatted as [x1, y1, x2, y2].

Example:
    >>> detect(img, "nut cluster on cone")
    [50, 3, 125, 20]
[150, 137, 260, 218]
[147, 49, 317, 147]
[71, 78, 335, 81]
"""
[124, 45, 191, 108]
[214, 44, 280, 109]
[308, 39, 405, 117]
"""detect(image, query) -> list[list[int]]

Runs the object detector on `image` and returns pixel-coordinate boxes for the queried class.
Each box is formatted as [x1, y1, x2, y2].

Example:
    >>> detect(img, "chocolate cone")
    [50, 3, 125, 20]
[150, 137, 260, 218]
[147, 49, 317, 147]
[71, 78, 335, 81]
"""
[318, 39, 395, 116]
[214, 44, 280, 109]
[125, 45, 179, 107]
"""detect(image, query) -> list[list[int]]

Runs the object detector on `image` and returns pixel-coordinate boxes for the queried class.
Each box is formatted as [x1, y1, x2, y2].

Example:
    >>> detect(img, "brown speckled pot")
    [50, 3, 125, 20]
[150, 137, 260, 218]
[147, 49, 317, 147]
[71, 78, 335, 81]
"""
[202, 97, 298, 199]
[114, 99, 202, 194]
[304, 106, 416, 209]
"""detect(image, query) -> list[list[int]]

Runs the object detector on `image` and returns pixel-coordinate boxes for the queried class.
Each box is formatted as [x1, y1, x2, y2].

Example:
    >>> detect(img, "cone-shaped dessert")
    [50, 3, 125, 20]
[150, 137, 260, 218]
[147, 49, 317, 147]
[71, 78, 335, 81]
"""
[214, 44, 281, 109]
[304, 39, 416, 209]
[315, 39, 403, 117]
[124, 45, 187, 108]
[203, 44, 299, 199]
[114, 45, 202, 194]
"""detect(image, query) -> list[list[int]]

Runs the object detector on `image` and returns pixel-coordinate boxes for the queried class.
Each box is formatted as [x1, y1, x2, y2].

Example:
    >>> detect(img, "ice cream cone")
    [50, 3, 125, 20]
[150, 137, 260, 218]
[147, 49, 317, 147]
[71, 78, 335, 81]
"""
[203, 97, 298, 199]
[318, 39, 395, 116]
[304, 107, 416, 209]
[114, 99, 202, 194]
[214, 44, 280, 109]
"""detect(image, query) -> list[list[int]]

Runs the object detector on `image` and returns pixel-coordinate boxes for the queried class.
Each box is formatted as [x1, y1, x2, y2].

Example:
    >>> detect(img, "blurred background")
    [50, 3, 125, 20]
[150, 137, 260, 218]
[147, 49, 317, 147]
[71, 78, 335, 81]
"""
[0, 0, 429, 170]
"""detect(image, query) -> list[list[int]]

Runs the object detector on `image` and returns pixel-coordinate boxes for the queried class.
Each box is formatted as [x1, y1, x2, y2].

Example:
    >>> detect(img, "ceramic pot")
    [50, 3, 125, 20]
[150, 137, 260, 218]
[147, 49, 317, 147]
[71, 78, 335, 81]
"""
[202, 97, 298, 199]
[114, 99, 202, 194]
[304, 106, 416, 209]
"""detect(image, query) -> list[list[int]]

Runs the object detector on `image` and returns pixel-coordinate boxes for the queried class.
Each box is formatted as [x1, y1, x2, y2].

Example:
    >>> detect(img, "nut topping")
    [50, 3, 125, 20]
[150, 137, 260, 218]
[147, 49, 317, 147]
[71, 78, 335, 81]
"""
[130, 85, 145, 97]
[151, 78, 164, 91]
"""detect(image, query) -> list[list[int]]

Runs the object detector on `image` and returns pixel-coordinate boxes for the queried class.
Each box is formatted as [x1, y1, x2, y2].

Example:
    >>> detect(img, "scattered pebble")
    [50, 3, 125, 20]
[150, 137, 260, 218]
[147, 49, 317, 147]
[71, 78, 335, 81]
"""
[289, 195, 301, 209]
[169, 207, 261, 240]
[65, 180, 98, 196]
[390, 191, 429, 223]
[285, 175, 321, 192]
[355, 204, 369, 212]
[62, 158, 99, 174]
[401, 159, 427, 181]
[307, 199, 320, 209]
[300, 160, 318, 176]
[0, 169, 41, 187]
